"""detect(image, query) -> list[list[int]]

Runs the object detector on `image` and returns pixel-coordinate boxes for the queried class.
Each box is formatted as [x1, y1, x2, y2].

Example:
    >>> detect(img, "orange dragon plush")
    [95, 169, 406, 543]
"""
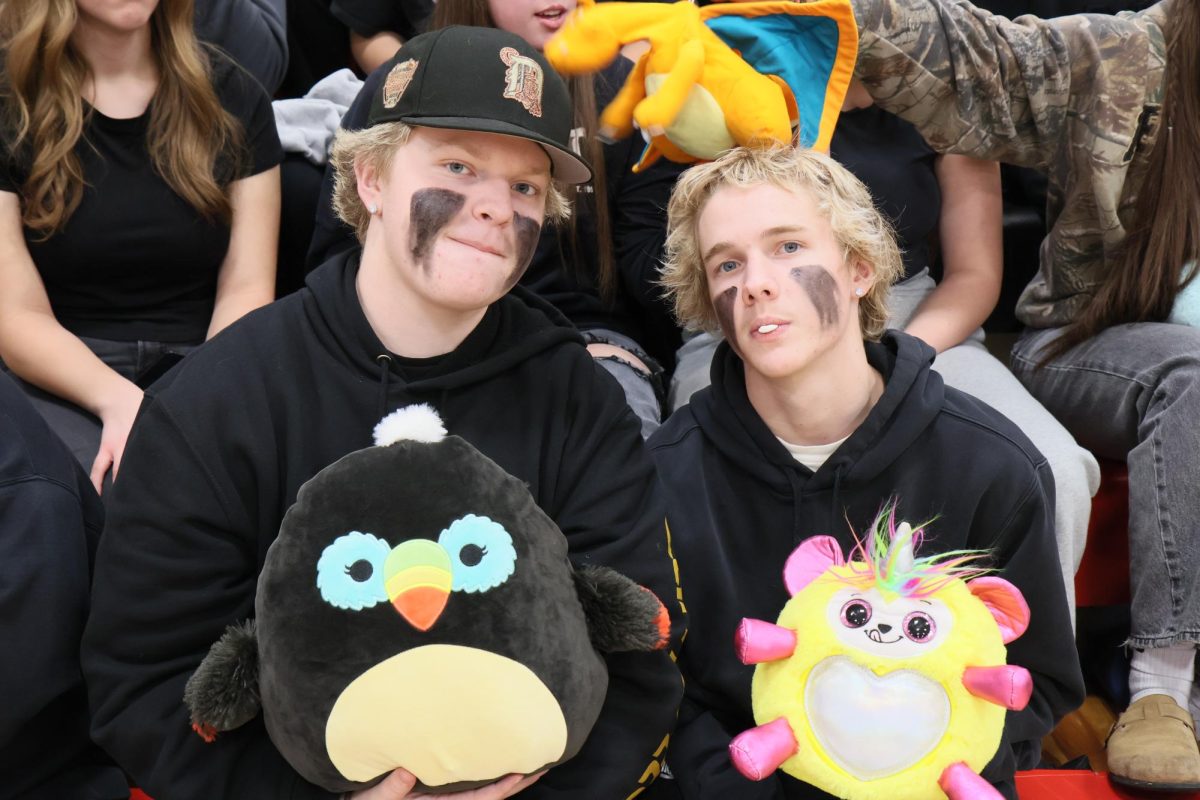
[544, 0, 858, 171]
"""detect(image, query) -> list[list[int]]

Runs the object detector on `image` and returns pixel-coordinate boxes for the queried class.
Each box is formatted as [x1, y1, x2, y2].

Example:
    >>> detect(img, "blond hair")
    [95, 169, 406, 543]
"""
[661, 145, 903, 339]
[330, 122, 571, 243]
[0, 0, 244, 238]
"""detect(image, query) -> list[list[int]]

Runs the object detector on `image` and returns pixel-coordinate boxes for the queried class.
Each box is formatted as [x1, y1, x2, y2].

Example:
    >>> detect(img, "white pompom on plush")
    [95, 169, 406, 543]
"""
[373, 404, 447, 446]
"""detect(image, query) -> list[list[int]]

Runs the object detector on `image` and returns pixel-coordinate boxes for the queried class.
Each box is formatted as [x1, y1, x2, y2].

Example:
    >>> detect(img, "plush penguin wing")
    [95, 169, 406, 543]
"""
[183, 620, 261, 740]
[573, 566, 670, 653]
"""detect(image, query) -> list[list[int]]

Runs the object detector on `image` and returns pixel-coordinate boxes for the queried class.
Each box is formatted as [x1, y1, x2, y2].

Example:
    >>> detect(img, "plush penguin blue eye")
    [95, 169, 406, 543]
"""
[437, 514, 517, 593]
[317, 531, 391, 610]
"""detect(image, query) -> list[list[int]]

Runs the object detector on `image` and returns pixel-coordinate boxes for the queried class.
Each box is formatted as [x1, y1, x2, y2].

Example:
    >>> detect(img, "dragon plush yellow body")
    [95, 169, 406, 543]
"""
[732, 510, 1033, 800]
[545, 0, 858, 171]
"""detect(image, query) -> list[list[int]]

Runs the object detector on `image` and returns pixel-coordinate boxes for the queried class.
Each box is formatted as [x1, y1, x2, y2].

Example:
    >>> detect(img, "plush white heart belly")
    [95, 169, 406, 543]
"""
[804, 656, 950, 780]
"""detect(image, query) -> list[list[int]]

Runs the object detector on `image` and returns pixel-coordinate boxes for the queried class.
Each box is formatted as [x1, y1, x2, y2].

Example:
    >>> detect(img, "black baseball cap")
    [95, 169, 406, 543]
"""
[366, 26, 592, 185]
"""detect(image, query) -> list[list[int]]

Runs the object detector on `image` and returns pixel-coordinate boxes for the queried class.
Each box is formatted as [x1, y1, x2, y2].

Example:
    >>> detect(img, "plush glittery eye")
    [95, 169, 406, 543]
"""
[316, 531, 390, 610]
[904, 611, 936, 642]
[437, 514, 517, 593]
[840, 599, 872, 629]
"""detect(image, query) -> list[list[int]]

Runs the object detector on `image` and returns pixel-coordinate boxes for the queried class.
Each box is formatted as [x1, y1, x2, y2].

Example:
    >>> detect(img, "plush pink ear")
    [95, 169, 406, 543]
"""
[968, 577, 1030, 644]
[783, 536, 844, 596]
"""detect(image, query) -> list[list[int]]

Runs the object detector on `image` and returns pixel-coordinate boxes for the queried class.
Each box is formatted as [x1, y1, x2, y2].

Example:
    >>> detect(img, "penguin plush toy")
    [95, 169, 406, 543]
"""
[184, 405, 671, 794]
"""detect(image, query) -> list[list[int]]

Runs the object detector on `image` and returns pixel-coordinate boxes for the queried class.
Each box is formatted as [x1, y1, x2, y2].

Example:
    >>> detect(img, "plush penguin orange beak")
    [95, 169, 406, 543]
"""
[384, 540, 453, 631]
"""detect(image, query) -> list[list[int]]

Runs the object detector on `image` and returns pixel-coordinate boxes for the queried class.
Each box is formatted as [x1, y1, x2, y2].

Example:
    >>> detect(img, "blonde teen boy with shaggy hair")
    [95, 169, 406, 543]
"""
[647, 146, 1082, 800]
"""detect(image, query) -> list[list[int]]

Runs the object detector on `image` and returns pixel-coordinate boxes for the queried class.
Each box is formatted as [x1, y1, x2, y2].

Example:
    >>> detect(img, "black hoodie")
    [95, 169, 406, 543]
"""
[81, 249, 685, 800]
[647, 333, 1084, 800]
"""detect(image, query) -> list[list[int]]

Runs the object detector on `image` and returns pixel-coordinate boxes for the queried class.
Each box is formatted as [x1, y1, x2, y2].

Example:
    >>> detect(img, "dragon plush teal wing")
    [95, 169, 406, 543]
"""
[703, 1, 858, 151]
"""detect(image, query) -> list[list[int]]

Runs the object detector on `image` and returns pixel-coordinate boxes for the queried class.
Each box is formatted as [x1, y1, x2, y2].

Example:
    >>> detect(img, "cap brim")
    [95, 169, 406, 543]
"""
[403, 115, 593, 185]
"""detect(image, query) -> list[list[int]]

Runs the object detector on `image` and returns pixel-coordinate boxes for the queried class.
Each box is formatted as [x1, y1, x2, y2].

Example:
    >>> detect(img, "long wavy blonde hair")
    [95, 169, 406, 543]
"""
[0, 0, 244, 238]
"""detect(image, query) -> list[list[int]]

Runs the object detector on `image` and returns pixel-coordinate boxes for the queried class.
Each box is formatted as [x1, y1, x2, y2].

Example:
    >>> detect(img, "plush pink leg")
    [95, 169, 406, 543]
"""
[729, 717, 798, 781]
[962, 665, 1033, 711]
[939, 762, 1003, 800]
[734, 619, 797, 665]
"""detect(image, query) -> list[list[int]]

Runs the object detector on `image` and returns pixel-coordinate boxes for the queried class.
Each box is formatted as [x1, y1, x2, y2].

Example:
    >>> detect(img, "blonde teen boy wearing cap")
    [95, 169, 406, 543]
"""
[83, 27, 683, 800]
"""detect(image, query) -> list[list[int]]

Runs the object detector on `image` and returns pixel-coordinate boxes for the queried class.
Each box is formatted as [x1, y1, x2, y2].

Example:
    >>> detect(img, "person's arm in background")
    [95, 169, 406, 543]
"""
[903, 154, 1003, 353]
[207, 55, 285, 338]
[0, 193, 143, 492]
[851, 0, 1138, 166]
[207, 167, 280, 338]
[332, 0, 434, 73]
[349, 31, 407, 74]
[194, 0, 288, 95]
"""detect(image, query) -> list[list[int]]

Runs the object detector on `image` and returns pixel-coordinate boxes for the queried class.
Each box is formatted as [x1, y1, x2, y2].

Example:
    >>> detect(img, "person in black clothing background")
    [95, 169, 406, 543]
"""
[0, 371, 126, 800]
[334, 0, 435, 72]
[649, 145, 1082, 799]
[0, 0, 282, 494]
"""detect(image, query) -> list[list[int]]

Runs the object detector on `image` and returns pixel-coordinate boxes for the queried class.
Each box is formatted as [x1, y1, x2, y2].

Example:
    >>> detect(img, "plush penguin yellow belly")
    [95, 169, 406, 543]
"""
[184, 406, 670, 794]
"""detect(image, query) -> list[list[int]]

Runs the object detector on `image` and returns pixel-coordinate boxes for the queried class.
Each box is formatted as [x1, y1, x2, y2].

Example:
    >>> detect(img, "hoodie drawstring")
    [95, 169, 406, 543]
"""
[785, 470, 804, 547]
[830, 467, 844, 534]
[376, 354, 393, 419]
[784, 466, 845, 546]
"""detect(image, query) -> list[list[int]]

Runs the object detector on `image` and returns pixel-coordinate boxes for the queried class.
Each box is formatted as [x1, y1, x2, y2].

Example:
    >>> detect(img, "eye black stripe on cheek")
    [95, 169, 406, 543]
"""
[502, 212, 541, 292]
[714, 286, 739, 351]
[409, 188, 466, 271]
[789, 265, 840, 328]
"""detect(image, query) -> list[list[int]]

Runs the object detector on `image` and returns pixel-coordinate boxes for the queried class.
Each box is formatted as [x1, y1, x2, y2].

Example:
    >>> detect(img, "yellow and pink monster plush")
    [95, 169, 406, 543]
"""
[732, 508, 1032, 800]
[544, 0, 858, 171]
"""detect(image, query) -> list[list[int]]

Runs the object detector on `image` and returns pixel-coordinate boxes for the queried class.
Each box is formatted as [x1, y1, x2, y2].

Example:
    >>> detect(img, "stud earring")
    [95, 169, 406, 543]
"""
[368, 203, 378, 215]
[854, 287, 865, 297]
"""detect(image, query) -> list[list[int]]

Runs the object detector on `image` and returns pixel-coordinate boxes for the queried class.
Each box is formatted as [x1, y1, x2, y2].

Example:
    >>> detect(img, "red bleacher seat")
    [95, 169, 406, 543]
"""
[1017, 769, 1200, 799]
[1075, 459, 1131, 607]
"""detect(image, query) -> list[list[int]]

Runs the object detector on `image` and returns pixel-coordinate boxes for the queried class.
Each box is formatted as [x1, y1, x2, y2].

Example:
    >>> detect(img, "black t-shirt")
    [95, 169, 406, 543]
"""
[830, 104, 940, 283]
[0, 55, 283, 344]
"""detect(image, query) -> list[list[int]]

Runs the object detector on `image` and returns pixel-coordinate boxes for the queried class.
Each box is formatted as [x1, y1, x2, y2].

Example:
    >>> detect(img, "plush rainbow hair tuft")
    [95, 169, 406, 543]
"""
[841, 501, 991, 599]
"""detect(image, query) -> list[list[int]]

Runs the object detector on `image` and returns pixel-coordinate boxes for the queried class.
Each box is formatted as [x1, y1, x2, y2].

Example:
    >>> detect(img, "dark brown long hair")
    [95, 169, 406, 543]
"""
[431, 0, 616, 299]
[1045, 0, 1200, 361]
[0, 0, 244, 238]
